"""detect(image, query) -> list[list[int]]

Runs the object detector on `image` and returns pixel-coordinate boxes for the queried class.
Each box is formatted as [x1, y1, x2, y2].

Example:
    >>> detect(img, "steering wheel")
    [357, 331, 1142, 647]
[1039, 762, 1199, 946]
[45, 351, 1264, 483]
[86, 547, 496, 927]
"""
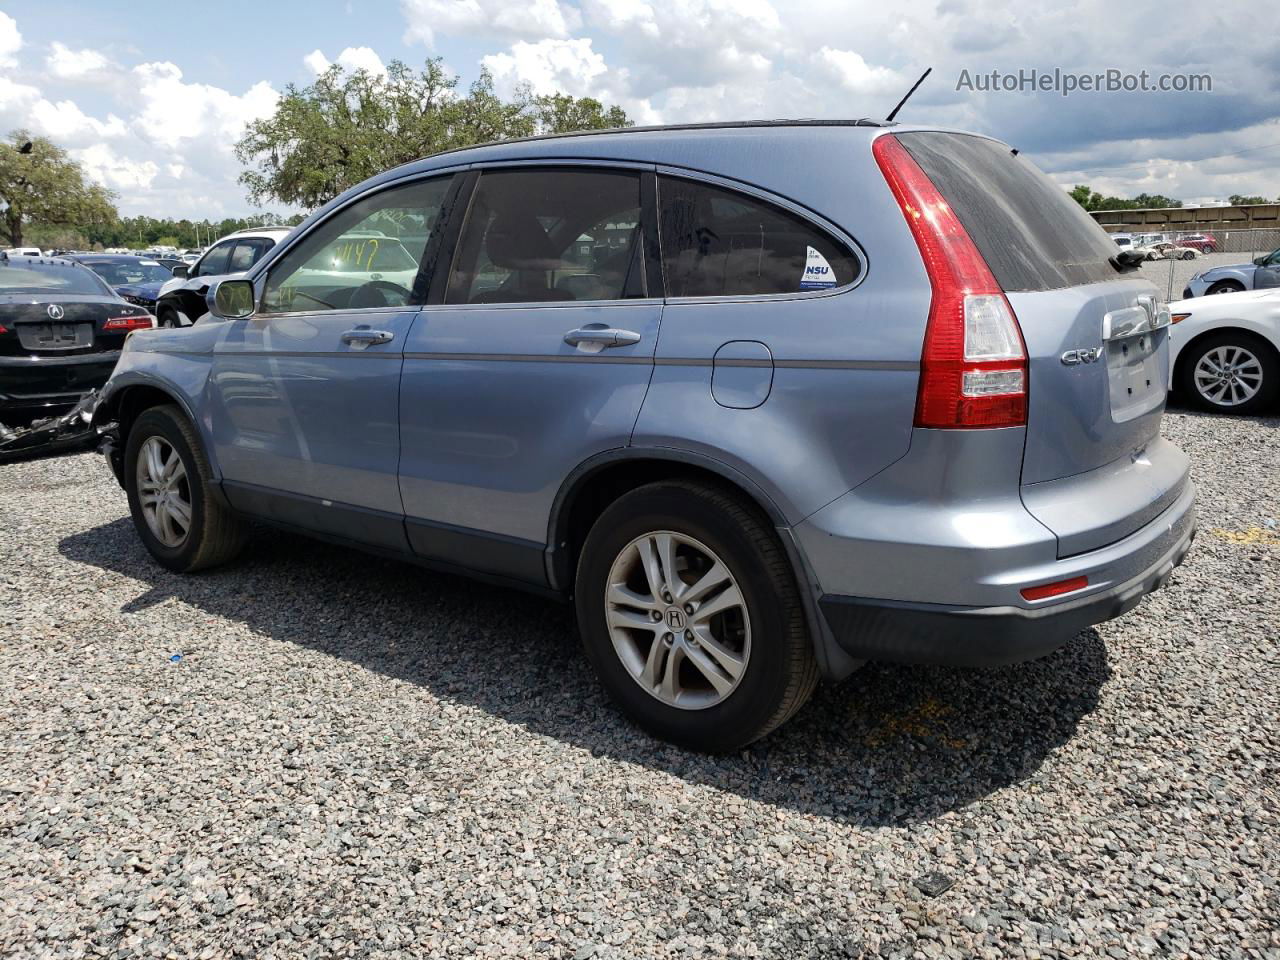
[349, 280, 413, 309]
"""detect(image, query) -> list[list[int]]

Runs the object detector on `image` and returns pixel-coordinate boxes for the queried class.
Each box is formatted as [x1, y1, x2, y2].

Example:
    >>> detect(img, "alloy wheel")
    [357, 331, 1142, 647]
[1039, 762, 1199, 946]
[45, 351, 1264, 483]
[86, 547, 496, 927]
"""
[604, 530, 751, 710]
[136, 435, 192, 547]
[1194, 345, 1264, 407]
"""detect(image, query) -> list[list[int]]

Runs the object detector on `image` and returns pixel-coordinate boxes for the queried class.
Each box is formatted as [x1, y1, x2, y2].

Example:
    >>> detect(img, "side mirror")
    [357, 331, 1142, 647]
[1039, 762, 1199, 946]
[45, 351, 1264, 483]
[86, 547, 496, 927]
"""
[207, 278, 256, 320]
[1254, 256, 1267, 266]
[171, 264, 189, 278]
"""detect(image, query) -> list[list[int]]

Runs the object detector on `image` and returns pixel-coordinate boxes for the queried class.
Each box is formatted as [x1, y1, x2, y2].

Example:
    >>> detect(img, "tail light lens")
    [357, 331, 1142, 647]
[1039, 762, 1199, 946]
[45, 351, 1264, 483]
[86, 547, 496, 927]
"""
[872, 134, 1028, 429]
[103, 313, 154, 332]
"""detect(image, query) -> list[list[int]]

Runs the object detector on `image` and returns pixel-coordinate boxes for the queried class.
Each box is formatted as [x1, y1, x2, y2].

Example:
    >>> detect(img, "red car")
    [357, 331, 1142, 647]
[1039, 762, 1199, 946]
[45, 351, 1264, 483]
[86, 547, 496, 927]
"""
[1177, 233, 1218, 254]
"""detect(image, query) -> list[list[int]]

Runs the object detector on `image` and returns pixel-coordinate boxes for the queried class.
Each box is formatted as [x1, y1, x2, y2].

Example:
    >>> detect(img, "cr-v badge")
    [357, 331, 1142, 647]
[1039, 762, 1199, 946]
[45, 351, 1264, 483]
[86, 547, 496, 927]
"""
[1061, 346, 1103, 365]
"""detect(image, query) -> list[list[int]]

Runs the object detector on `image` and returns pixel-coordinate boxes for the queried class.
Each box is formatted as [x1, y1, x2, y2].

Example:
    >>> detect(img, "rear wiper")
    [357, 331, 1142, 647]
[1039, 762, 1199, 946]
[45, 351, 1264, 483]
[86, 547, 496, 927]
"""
[1110, 250, 1146, 273]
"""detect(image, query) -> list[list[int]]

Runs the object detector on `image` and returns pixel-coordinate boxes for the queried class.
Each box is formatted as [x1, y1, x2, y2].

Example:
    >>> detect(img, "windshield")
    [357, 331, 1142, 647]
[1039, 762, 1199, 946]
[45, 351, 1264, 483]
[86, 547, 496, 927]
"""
[85, 260, 172, 285]
[0, 264, 113, 296]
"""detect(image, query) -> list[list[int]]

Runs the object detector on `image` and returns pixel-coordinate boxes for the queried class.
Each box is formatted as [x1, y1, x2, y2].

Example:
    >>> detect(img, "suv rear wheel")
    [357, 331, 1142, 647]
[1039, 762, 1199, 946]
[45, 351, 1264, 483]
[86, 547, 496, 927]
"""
[574, 480, 817, 752]
[125, 404, 247, 571]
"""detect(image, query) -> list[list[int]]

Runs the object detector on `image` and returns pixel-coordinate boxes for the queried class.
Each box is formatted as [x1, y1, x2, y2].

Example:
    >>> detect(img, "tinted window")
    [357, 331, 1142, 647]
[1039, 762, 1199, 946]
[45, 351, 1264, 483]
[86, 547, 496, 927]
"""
[446, 168, 644, 305]
[262, 176, 453, 314]
[897, 132, 1120, 292]
[0, 263, 112, 296]
[658, 177, 858, 298]
[228, 238, 273, 273]
[194, 242, 234, 278]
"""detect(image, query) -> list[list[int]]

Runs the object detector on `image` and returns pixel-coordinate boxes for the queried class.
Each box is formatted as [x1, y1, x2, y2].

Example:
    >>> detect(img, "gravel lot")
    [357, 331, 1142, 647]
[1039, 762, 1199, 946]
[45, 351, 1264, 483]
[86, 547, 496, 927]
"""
[1136, 250, 1260, 302]
[2, 407, 1277, 959]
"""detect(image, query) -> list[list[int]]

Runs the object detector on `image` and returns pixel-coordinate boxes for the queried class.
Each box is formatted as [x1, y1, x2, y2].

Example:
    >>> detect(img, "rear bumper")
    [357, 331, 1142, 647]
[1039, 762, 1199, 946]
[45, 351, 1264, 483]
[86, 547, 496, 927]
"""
[0, 353, 120, 422]
[817, 487, 1196, 667]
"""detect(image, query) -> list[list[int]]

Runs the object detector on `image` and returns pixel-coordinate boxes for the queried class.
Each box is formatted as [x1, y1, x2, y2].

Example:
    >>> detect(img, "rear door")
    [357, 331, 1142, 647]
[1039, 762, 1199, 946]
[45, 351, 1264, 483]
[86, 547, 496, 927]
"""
[397, 165, 661, 584]
[898, 132, 1187, 554]
[1255, 249, 1280, 290]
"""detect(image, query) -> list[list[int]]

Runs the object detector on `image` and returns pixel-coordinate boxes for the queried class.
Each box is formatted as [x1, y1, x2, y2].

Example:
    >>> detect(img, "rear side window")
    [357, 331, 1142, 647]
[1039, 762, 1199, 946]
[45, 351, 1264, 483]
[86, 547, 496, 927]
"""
[657, 177, 859, 298]
[446, 168, 645, 305]
[897, 132, 1119, 292]
[228, 238, 273, 272]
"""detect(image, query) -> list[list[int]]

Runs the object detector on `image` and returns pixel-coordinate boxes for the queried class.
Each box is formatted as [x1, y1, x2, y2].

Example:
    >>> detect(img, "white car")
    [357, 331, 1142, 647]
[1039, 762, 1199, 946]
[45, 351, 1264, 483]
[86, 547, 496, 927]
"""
[155, 227, 293, 327]
[1137, 241, 1198, 261]
[1169, 288, 1280, 414]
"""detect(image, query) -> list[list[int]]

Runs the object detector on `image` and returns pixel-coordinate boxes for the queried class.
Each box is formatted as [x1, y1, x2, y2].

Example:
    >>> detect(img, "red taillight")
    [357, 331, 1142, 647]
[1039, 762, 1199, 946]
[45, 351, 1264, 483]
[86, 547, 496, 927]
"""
[103, 314, 153, 332]
[872, 134, 1028, 429]
[1020, 576, 1089, 602]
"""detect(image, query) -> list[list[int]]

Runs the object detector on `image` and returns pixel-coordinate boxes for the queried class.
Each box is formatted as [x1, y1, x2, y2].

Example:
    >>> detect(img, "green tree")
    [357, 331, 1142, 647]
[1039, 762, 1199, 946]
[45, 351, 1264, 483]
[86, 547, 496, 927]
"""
[236, 59, 631, 210]
[1068, 184, 1181, 211]
[1228, 194, 1274, 206]
[0, 131, 117, 247]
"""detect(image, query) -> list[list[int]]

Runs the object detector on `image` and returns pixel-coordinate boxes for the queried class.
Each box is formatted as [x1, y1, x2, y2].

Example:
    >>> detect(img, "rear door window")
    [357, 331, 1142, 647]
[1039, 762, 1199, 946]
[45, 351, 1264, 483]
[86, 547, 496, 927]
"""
[446, 168, 645, 305]
[657, 177, 859, 298]
[896, 132, 1120, 291]
[228, 238, 273, 273]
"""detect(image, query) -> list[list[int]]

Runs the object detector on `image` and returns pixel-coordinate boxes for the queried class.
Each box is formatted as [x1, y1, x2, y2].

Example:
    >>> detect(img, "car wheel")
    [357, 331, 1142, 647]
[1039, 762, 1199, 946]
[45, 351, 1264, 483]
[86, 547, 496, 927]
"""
[1206, 280, 1245, 295]
[1178, 332, 1278, 415]
[157, 307, 188, 328]
[574, 480, 818, 752]
[125, 404, 248, 572]
[1181, 250, 1196, 260]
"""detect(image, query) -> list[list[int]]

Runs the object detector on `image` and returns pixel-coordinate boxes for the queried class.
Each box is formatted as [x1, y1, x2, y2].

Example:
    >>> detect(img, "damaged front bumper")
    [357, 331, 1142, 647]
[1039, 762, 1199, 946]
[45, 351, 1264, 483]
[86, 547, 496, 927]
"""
[0, 389, 109, 464]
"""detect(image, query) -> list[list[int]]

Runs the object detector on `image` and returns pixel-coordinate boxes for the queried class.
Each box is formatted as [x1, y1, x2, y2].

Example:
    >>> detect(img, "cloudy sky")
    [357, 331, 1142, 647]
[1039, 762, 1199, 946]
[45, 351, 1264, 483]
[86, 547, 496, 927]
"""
[1, 1, 1277, 219]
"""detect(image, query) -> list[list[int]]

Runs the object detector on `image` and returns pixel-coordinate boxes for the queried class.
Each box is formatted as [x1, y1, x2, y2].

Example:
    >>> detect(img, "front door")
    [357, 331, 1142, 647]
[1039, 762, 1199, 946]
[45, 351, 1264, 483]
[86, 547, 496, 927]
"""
[208, 174, 457, 551]
[398, 165, 661, 585]
[1256, 249, 1280, 290]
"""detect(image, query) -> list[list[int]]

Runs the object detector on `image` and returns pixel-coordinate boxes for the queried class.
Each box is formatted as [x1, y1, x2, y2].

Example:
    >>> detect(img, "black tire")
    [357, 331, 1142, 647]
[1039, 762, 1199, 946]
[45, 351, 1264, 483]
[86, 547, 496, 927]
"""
[1206, 280, 1245, 295]
[1177, 331, 1279, 415]
[124, 404, 247, 572]
[1181, 250, 1196, 260]
[157, 306, 181, 328]
[574, 480, 818, 752]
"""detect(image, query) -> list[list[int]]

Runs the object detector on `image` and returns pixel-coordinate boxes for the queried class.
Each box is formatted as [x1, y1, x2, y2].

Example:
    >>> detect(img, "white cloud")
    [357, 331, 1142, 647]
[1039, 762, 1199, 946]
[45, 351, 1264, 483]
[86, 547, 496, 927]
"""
[304, 46, 387, 77]
[72, 143, 159, 191]
[815, 47, 905, 97]
[401, 0, 579, 48]
[28, 98, 127, 141]
[0, 12, 20, 68]
[0, 74, 39, 113]
[46, 41, 109, 78]
[482, 38, 608, 98]
[130, 61, 278, 150]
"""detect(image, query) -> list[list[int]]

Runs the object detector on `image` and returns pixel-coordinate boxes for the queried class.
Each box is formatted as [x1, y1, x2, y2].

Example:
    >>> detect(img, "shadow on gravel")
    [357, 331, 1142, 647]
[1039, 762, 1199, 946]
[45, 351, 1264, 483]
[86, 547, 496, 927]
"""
[61, 518, 1110, 827]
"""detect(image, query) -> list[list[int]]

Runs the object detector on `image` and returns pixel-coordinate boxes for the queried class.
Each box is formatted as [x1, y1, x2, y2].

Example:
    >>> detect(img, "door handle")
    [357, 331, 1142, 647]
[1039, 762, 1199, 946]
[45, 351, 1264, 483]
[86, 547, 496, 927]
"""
[341, 326, 395, 349]
[563, 323, 642, 351]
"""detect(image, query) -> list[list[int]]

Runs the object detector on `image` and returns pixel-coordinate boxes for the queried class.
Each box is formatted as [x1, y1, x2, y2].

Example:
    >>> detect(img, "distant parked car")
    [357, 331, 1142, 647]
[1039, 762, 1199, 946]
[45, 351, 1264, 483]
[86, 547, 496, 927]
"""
[1111, 234, 1137, 250]
[1182, 247, 1280, 297]
[1137, 241, 1198, 261]
[5, 247, 42, 257]
[70, 255, 175, 315]
[0, 253, 153, 423]
[155, 227, 292, 327]
[1168, 288, 1280, 413]
[1176, 233, 1218, 254]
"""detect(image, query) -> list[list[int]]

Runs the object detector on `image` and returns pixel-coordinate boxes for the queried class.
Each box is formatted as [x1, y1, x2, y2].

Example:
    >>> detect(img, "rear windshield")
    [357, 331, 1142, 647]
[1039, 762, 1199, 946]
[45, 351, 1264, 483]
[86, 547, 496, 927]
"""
[897, 132, 1120, 292]
[0, 263, 112, 296]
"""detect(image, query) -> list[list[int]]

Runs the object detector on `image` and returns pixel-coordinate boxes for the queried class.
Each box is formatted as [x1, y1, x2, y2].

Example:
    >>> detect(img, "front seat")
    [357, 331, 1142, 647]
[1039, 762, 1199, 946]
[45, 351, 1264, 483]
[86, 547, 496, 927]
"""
[470, 212, 575, 304]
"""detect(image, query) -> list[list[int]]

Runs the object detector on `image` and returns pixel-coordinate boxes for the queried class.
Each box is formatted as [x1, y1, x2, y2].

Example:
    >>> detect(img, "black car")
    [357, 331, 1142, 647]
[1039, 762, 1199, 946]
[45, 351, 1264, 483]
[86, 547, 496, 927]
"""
[69, 255, 177, 314]
[0, 254, 153, 423]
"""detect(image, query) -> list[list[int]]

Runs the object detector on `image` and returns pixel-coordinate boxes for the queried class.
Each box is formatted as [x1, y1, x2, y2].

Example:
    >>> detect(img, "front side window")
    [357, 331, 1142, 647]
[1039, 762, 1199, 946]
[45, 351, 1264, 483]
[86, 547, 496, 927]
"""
[193, 242, 234, 278]
[261, 176, 453, 314]
[446, 168, 645, 305]
[658, 177, 860, 298]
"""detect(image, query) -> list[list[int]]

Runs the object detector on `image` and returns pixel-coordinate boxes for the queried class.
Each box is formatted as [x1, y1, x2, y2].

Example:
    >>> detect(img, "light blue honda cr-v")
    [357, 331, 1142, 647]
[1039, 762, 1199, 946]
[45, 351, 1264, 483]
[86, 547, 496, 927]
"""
[94, 120, 1196, 751]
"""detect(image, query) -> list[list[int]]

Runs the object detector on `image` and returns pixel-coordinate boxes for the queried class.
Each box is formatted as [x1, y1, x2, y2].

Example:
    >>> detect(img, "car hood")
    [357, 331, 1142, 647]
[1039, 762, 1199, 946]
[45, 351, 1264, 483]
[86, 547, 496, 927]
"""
[1199, 262, 1257, 278]
[114, 281, 165, 300]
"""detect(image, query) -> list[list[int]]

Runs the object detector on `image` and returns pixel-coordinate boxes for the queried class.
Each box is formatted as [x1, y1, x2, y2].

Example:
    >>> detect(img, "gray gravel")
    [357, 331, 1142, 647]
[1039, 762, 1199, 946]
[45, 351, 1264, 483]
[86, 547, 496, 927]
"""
[1136, 250, 1257, 302]
[2, 406, 1278, 959]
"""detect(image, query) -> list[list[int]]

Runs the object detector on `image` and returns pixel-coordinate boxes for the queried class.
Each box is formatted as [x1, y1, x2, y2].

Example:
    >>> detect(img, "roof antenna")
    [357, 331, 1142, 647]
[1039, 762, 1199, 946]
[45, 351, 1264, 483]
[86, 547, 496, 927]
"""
[885, 67, 932, 122]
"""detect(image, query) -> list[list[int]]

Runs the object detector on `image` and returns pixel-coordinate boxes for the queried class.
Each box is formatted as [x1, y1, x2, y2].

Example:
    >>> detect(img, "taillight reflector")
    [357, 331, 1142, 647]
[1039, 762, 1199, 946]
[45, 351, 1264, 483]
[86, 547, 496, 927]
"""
[103, 314, 153, 332]
[872, 134, 1028, 429]
[1020, 576, 1088, 601]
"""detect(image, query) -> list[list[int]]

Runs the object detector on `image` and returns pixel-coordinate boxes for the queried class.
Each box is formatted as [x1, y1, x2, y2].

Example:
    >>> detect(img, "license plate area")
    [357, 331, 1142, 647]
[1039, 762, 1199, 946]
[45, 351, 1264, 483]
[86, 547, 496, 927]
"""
[1107, 328, 1165, 422]
[17, 322, 93, 351]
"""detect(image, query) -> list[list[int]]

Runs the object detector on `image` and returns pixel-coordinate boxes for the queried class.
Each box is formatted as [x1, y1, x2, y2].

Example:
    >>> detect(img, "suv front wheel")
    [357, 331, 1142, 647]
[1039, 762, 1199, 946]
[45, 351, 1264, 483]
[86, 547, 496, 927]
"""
[575, 480, 818, 752]
[124, 404, 247, 572]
